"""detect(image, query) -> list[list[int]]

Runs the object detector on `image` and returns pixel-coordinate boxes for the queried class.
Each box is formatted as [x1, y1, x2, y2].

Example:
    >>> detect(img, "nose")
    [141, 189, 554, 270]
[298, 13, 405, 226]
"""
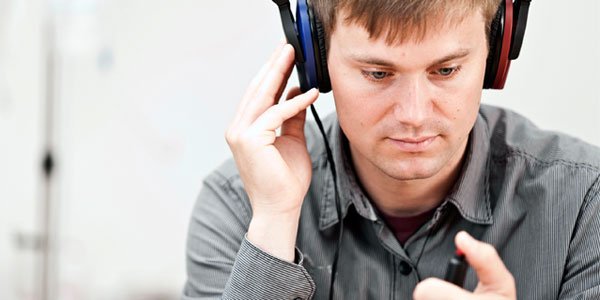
[391, 77, 431, 128]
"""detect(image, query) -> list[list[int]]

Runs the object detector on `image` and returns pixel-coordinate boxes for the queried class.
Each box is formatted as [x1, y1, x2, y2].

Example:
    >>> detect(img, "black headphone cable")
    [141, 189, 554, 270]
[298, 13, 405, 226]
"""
[308, 104, 343, 300]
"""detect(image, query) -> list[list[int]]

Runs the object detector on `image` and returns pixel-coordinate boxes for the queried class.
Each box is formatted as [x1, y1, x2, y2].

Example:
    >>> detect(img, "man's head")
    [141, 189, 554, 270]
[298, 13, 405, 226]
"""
[312, 0, 500, 182]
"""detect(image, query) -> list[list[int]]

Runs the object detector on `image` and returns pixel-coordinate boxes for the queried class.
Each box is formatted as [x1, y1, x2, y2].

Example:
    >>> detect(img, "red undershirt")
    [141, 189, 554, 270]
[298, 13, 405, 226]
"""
[379, 208, 437, 246]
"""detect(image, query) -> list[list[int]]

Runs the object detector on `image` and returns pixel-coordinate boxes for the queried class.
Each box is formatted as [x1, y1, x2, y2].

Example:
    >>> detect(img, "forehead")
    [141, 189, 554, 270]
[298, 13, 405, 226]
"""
[329, 11, 487, 67]
[333, 5, 487, 46]
[335, 10, 486, 41]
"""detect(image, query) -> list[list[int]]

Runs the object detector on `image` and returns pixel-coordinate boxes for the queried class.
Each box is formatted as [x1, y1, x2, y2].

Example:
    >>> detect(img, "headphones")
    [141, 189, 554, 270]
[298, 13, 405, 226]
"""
[272, 0, 532, 92]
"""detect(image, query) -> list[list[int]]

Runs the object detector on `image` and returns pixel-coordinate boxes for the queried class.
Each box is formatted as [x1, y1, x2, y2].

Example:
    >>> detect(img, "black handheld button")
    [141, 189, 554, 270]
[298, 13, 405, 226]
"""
[444, 250, 467, 287]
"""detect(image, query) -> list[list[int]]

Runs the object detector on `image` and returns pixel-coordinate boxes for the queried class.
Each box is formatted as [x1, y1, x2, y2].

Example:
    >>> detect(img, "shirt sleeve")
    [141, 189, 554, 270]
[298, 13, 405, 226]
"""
[181, 169, 316, 300]
[558, 175, 600, 299]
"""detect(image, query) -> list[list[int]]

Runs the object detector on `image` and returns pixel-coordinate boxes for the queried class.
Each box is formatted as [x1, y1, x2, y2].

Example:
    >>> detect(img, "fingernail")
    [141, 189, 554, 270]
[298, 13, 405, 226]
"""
[456, 231, 473, 245]
[276, 41, 286, 51]
[279, 44, 291, 55]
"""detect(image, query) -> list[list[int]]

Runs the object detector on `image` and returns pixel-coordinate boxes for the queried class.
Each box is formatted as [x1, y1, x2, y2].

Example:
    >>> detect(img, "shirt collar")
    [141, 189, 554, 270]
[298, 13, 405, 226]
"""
[318, 121, 378, 230]
[318, 112, 493, 230]
[446, 114, 493, 225]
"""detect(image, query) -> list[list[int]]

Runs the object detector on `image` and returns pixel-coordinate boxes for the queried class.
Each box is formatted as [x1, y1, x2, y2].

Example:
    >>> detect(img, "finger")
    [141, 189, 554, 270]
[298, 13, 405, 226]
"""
[238, 44, 296, 127]
[413, 277, 475, 300]
[232, 41, 287, 126]
[284, 86, 303, 101]
[245, 41, 288, 104]
[251, 88, 318, 133]
[272, 58, 296, 105]
[281, 87, 309, 139]
[455, 231, 516, 295]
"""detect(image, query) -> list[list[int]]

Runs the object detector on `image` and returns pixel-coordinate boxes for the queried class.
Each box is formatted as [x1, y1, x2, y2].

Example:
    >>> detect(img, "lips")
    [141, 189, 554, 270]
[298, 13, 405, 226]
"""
[388, 136, 438, 152]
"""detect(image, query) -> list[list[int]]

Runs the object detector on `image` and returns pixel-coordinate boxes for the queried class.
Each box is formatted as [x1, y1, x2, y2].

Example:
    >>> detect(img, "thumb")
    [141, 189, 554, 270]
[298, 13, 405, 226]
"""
[281, 87, 318, 139]
[414, 277, 476, 300]
[455, 231, 516, 297]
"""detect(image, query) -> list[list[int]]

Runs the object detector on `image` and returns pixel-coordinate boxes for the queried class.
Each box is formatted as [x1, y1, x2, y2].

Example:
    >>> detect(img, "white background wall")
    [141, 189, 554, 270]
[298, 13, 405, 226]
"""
[0, 0, 598, 299]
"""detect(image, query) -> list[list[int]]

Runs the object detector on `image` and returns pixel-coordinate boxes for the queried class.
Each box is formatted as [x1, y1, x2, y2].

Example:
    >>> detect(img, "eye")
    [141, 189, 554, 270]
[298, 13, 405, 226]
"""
[362, 70, 391, 81]
[435, 66, 459, 77]
[371, 71, 388, 79]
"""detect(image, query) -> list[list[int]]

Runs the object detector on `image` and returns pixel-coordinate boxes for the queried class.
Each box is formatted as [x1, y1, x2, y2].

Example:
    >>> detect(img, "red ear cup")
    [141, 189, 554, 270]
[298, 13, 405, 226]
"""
[493, 0, 514, 89]
[484, 6, 503, 89]
[484, 0, 515, 90]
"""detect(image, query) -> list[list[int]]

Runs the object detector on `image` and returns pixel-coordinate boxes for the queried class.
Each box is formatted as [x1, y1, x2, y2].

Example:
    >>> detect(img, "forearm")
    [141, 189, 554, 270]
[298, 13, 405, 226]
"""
[183, 174, 315, 300]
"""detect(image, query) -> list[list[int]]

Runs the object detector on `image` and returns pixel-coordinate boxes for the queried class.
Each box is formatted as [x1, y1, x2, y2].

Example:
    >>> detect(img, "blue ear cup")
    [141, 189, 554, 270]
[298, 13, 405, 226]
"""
[295, 0, 331, 93]
[272, 0, 332, 93]
[296, 0, 319, 91]
[309, 4, 332, 93]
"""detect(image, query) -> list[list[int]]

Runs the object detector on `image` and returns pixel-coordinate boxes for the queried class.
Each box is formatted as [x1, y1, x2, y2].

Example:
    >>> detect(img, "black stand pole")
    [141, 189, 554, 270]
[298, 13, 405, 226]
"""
[40, 2, 57, 299]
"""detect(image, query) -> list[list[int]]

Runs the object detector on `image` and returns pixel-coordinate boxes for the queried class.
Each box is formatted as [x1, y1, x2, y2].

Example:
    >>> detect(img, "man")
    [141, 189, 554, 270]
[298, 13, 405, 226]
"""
[183, 0, 600, 299]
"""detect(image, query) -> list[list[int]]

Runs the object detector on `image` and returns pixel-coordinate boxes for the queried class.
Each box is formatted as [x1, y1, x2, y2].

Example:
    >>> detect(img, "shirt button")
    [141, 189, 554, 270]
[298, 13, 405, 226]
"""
[398, 261, 412, 275]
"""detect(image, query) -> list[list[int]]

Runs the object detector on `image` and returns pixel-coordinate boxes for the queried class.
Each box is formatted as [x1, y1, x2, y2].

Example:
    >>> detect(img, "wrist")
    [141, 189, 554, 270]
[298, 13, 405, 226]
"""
[247, 210, 302, 262]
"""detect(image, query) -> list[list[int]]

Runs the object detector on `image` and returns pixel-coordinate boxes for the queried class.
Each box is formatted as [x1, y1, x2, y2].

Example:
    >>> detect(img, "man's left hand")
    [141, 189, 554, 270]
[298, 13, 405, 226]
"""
[413, 231, 516, 300]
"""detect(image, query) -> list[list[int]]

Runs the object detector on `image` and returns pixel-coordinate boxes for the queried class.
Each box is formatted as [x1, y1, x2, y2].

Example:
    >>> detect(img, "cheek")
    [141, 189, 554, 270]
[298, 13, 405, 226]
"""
[332, 89, 389, 152]
[332, 88, 368, 136]
[440, 88, 482, 135]
[331, 71, 387, 131]
[437, 66, 484, 122]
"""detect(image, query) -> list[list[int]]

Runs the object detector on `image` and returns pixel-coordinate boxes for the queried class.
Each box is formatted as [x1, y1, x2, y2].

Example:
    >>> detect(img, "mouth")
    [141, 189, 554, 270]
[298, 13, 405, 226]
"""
[387, 135, 438, 153]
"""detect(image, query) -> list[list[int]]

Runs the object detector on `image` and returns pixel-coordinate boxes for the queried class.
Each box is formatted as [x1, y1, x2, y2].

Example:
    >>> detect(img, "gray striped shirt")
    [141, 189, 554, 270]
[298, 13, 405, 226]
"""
[183, 104, 600, 299]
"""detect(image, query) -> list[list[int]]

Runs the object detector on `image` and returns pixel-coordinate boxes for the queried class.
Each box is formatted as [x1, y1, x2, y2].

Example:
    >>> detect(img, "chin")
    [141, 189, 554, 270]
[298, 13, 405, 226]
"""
[375, 156, 444, 181]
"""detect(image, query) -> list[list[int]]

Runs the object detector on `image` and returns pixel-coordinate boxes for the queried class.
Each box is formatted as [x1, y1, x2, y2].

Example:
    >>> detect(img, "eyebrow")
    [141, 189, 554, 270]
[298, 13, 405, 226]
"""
[348, 48, 472, 68]
[431, 49, 471, 65]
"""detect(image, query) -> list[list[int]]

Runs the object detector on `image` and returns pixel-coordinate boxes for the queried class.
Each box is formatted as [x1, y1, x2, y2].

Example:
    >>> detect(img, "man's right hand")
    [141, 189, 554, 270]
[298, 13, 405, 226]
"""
[225, 43, 320, 262]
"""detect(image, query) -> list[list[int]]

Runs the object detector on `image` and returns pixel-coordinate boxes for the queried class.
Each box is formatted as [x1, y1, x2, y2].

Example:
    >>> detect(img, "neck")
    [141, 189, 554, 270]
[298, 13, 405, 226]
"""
[350, 140, 468, 218]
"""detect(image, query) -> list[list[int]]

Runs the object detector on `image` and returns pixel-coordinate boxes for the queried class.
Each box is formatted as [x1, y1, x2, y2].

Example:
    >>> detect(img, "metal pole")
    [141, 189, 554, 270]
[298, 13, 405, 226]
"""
[40, 0, 57, 298]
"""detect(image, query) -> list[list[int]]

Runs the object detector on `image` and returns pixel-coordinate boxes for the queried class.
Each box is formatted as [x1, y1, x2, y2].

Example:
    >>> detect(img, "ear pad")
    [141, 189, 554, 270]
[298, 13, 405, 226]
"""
[484, 3, 504, 89]
[484, 0, 514, 89]
[296, 0, 319, 91]
[307, 3, 331, 93]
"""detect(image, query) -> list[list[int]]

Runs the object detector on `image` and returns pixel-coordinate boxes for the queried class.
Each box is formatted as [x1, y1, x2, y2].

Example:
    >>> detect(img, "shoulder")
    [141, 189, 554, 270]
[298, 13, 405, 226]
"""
[200, 158, 252, 222]
[480, 104, 600, 173]
[481, 105, 600, 238]
[204, 157, 243, 191]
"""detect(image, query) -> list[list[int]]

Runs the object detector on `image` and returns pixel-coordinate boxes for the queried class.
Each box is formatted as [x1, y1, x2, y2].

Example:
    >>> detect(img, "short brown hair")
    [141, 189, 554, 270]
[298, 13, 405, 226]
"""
[312, 0, 502, 46]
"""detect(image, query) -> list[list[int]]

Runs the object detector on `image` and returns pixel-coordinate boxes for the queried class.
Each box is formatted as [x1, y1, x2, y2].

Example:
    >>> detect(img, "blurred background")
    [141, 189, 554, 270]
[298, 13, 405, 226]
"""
[0, 0, 598, 299]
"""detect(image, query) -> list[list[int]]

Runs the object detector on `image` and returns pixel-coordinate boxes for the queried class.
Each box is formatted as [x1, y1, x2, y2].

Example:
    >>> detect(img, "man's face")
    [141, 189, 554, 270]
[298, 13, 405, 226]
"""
[327, 11, 489, 181]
